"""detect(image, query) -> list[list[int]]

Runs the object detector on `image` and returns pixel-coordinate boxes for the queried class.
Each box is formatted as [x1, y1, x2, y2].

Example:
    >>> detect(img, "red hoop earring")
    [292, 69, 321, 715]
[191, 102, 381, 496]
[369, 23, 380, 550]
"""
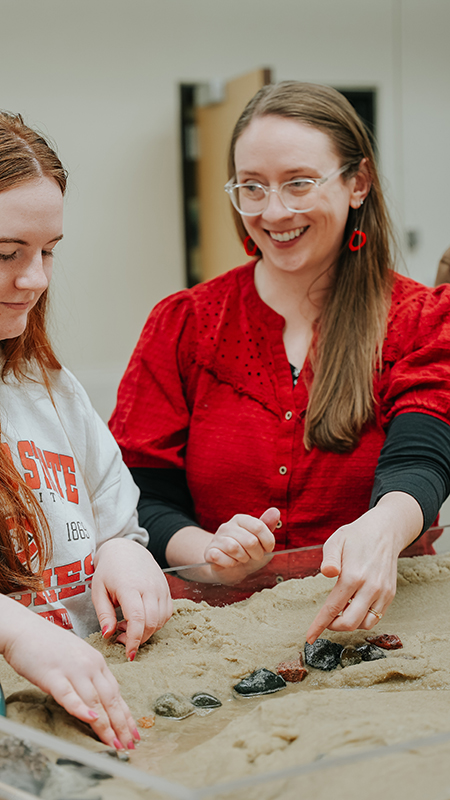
[243, 235, 259, 257]
[349, 229, 367, 251]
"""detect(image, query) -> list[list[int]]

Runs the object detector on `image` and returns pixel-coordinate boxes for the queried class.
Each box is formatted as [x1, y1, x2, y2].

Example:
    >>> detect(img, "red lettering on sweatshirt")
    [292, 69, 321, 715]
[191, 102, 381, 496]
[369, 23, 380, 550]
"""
[84, 552, 95, 579]
[43, 451, 64, 498]
[13, 592, 32, 607]
[33, 568, 58, 605]
[1, 443, 19, 490]
[30, 441, 58, 493]
[60, 455, 79, 504]
[54, 560, 85, 598]
[7, 517, 38, 565]
[38, 608, 73, 629]
[17, 441, 40, 489]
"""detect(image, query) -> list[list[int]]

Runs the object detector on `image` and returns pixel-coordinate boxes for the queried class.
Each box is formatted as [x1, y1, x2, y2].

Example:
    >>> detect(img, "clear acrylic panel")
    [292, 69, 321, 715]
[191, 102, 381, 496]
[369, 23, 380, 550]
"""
[1, 714, 450, 800]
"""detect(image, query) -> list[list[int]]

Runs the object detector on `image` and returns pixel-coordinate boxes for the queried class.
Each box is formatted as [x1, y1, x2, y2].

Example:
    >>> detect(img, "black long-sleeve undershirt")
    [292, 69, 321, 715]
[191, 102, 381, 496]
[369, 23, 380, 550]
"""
[131, 412, 450, 569]
[131, 467, 202, 569]
[369, 412, 450, 529]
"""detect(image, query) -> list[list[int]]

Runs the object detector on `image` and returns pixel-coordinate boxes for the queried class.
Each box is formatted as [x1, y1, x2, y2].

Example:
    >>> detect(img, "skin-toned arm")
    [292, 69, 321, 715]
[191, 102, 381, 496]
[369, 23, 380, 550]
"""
[165, 507, 280, 585]
[306, 491, 423, 643]
[1, 595, 139, 750]
[92, 538, 173, 661]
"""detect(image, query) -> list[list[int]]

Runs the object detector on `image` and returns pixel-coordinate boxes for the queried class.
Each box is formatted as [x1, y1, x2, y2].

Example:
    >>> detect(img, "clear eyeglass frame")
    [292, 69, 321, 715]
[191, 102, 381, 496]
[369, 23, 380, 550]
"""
[224, 163, 353, 216]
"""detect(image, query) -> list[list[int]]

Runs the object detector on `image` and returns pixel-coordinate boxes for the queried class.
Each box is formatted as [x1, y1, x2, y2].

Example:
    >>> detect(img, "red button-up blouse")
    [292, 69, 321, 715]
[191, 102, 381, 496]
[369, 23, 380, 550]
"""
[110, 264, 450, 554]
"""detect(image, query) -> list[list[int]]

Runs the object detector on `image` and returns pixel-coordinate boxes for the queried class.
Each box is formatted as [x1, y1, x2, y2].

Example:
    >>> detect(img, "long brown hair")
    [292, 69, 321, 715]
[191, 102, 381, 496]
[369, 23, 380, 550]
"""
[0, 111, 66, 592]
[228, 82, 395, 452]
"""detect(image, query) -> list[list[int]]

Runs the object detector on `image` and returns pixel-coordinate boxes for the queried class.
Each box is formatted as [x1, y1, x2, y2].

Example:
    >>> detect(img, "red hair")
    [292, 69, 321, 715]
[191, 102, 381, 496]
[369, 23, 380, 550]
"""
[0, 111, 67, 591]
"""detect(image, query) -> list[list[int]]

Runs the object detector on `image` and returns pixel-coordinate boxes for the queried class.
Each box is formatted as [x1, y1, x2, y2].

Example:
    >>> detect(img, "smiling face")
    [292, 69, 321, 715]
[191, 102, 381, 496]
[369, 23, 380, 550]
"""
[234, 115, 365, 280]
[0, 177, 63, 341]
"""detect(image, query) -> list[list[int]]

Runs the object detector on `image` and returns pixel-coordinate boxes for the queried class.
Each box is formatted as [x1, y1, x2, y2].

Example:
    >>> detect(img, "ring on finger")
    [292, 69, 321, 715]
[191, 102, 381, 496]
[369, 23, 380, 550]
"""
[367, 606, 383, 620]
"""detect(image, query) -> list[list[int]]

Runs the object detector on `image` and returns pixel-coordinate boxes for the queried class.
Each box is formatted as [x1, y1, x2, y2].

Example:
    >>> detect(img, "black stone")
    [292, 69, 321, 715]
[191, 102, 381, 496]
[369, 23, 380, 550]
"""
[340, 645, 363, 668]
[233, 668, 286, 696]
[191, 692, 222, 708]
[304, 639, 343, 671]
[56, 758, 111, 781]
[357, 643, 387, 662]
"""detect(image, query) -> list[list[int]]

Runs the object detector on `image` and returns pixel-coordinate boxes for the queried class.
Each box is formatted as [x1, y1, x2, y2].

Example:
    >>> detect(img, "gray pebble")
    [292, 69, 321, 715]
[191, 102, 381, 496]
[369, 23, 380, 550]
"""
[340, 645, 363, 668]
[191, 692, 222, 708]
[153, 692, 194, 719]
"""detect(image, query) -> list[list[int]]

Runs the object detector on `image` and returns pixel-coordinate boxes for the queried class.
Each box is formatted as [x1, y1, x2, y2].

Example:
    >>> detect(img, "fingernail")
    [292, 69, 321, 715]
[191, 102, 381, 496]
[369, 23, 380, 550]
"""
[127, 651, 136, 662]
[113, 738, 124, 750]
[132, 728, 141, 741]
[102, 625, 110, 637]
[88, 709, 99, 720]
[127, 740, 136, 750]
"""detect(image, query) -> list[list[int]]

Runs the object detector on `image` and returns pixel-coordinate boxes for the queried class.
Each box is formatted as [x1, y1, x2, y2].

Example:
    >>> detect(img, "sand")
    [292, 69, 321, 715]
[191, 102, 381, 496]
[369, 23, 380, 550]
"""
[2, 553, 450, 799]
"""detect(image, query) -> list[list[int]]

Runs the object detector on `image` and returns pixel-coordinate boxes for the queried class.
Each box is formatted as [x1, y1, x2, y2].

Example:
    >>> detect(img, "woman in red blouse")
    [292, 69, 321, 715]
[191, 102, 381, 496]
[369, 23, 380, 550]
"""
[110, 82, 450, 643]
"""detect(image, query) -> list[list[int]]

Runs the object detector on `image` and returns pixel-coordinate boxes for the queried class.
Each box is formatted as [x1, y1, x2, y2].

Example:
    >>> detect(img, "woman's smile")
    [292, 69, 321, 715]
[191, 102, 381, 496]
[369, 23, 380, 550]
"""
[234, 115, 359, 278]
[268, 226, 309, 243]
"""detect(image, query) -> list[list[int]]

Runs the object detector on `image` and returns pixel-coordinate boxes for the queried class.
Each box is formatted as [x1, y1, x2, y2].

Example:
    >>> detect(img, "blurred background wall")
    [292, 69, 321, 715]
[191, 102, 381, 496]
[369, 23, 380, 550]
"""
[0, 0, 449, 421]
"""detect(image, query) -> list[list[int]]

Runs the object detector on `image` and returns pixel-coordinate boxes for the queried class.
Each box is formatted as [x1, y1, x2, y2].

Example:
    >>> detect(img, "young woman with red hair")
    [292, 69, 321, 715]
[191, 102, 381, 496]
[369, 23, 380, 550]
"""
[0, 112, 171, 750]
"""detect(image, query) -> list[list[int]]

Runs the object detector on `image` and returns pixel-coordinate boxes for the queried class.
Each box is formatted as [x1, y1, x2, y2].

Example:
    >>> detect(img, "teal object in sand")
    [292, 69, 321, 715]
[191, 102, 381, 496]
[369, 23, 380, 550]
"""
[0, 682, 5, 716]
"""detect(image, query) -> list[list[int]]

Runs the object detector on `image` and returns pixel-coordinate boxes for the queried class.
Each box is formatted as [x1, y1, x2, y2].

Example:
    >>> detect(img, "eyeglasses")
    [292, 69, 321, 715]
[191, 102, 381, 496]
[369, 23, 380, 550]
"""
[224, 164, 352, 216]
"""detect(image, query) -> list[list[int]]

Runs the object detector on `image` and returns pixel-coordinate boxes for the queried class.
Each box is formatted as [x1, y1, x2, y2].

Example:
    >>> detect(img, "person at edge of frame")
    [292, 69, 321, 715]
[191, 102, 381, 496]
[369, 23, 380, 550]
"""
[0, 111, 172, 750]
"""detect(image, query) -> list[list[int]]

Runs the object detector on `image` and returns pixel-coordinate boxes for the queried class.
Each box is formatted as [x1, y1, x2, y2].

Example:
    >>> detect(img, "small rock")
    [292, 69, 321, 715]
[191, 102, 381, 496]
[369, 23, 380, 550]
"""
[357, 643, 386, 661]
[55, 758, 110, 781]
[366, 633, 403, 650]
[153, 693, 194, 719]
[234, 668, 286, 696]
[191, 693, 222, 708]
[137, 715, 156, 728]
[340, 645, 362, 668]
[103, 749, 130, 762]
[304, 639, 343, 671]
[0, 737, 50, 795]
[276, 659, 308, 682]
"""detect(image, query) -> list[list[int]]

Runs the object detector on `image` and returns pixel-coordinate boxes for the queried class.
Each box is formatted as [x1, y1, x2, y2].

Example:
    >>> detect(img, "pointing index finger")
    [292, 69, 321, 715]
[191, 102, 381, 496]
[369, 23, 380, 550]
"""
[305, 589, 353, 644]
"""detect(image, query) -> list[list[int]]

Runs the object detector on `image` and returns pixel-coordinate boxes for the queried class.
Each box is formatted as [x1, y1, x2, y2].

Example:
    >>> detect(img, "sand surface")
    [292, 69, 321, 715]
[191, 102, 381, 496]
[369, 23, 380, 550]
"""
[2, 553, 450, 799]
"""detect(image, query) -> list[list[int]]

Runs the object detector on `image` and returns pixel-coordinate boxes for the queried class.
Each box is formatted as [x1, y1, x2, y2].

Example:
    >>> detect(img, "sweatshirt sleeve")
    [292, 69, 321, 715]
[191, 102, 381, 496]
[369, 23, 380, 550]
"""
[59, 369, 149, 549]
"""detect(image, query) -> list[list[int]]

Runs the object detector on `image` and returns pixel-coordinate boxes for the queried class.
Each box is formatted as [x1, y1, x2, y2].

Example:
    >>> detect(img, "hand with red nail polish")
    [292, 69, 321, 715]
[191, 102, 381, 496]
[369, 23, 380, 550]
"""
[92, 539, 173, 661]
[1, 595, 138, 750]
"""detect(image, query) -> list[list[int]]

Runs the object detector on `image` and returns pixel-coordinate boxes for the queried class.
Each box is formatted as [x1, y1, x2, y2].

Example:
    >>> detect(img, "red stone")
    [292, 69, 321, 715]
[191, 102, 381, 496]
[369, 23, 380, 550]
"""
[276, 659, 308, 682]
[365, 633, 403, 650]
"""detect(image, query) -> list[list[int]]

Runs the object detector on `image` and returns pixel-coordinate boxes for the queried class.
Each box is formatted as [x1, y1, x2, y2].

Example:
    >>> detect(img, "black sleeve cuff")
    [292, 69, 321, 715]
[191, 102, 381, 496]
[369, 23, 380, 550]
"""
[130, 467, 201, 569]
[370, 412, 450, 533]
